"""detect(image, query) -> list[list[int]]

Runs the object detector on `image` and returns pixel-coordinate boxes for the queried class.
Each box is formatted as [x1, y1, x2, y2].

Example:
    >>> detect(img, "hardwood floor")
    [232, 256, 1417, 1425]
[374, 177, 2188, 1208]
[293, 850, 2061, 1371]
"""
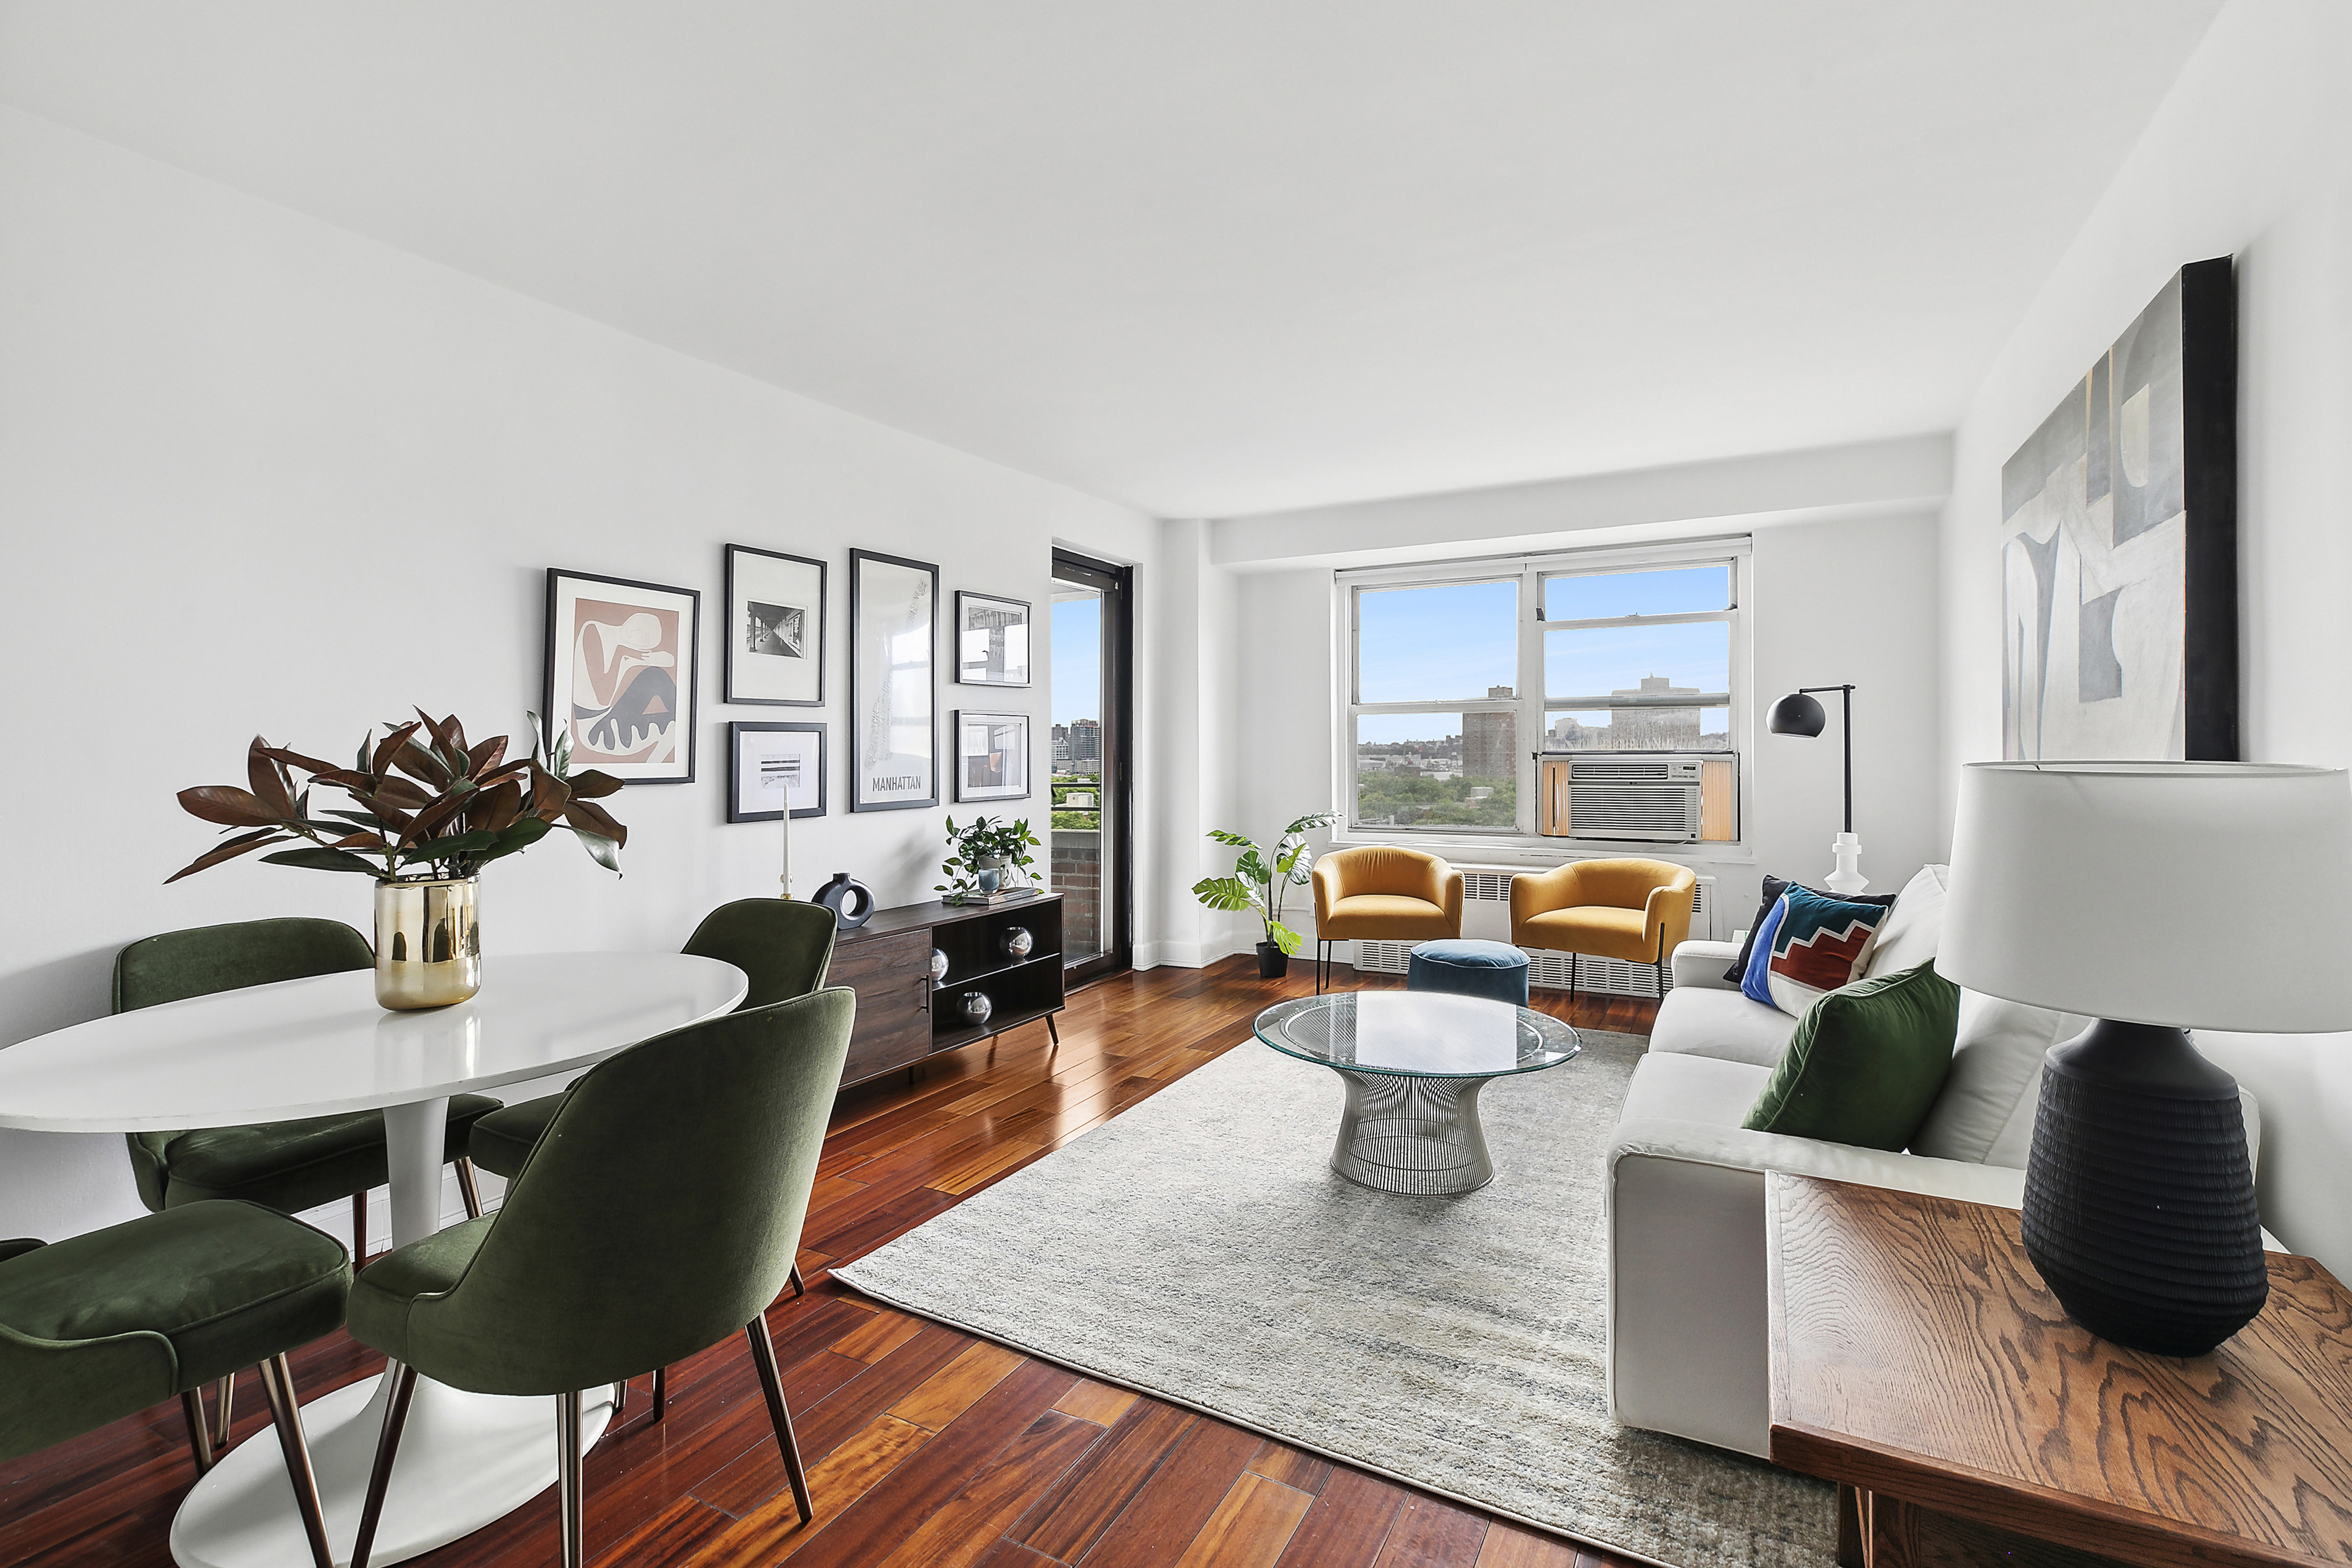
[0, 958, 1658, 1568]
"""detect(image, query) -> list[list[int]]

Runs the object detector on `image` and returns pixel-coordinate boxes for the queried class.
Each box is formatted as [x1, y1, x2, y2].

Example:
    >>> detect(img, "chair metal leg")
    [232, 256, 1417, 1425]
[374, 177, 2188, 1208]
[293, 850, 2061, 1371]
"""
[213, 1372, 236, 1448]
[789, 1262, 806, 1298]
[557, 1389, 587, 1568]
[455, 1156, 483, 1220]
[180, 1388, 215, 1474]
[744, 1317, 814, 1524]
[353, 1190, 368, 1261]
[257, 1354, 334, 1568]
[651, 1363, 667, 1421]
[350, 1360, 419, 1568]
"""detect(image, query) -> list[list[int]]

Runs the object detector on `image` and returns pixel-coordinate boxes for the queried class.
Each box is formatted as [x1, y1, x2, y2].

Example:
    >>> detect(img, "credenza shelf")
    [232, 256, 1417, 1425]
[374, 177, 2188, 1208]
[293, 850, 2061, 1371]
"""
[825, 892, 1066, 1091]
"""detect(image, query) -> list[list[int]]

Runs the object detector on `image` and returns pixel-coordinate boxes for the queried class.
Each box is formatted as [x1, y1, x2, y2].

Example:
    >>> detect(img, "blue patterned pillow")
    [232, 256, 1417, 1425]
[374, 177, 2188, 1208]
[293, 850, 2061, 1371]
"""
[1741, 894, 1789, 1006]
[1764, 885, 1892, 1017]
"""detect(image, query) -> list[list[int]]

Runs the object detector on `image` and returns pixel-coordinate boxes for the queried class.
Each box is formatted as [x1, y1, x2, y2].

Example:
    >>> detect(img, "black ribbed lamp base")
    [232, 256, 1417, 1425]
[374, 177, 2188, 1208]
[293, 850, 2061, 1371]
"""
[2020, 1019, 2266, 1358]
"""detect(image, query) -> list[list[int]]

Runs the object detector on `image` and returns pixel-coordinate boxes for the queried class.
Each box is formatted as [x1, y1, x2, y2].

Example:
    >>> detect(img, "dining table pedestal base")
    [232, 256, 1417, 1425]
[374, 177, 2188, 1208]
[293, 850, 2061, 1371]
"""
[170, 1368, 617, 1568]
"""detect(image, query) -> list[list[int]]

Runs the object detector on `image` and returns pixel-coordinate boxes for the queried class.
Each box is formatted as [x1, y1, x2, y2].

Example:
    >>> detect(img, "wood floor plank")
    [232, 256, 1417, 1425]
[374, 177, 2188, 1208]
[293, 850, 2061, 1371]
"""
[889, 1342, 1028, 1431]
[1273, 1470, 1411, 1568]
[1171, 1472, 1317, 1568]
[1052, 1379, 1140, 1429]
[0, 958, 1662, 1568]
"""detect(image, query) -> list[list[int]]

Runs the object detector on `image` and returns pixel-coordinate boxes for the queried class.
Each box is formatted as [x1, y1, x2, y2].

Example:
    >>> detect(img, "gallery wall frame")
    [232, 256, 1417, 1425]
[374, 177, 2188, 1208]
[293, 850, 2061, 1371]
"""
[543, 567, 699, 783]
[848, 548, 940, 812]
[955, 591, 1033, 687]
[729, 721, 826, 822]
[724, 544, 826, 707]
[1998, 255, 2238, 762]
[954, 709, 1031, 803]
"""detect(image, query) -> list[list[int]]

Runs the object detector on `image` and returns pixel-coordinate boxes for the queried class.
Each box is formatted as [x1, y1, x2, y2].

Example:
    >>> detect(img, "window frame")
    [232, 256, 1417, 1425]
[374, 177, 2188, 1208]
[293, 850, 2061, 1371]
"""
[1334, 537, 1752, 856]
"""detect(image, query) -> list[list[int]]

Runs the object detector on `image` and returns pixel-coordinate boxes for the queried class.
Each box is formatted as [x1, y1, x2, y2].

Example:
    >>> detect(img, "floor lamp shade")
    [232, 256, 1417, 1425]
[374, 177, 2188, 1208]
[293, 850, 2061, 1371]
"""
[1943, 761, 2352, 1355]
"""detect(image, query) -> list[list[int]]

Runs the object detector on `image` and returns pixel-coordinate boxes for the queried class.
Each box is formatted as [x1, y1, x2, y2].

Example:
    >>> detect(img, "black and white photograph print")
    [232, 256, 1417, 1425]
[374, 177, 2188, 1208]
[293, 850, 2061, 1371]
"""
[955, 591, 1032, 687]
[849, 548, 939, 811]
[955, 709, 1030, 802]
[724, 544, 827, 706]
[729, 721, 826, 822]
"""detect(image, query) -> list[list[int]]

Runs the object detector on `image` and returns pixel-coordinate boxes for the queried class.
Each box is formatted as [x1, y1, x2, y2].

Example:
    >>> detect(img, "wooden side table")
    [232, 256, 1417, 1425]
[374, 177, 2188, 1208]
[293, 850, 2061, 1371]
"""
[1765, 1172, 2352, 1568]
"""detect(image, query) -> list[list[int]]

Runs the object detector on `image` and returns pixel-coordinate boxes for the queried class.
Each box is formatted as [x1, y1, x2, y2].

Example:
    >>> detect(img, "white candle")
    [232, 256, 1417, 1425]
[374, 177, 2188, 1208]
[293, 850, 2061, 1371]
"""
[779, 804, 792, 899]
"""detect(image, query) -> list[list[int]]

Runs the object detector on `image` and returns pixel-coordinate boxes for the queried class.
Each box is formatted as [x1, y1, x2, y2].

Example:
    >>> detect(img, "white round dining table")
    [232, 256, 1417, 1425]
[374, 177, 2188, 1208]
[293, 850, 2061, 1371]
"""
[0, 950, 749, 1568]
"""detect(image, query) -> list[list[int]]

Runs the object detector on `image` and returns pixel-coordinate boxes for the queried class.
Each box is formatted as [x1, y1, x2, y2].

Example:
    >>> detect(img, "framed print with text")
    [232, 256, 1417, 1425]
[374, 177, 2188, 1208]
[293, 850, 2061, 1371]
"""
[724, 544, 826, 706]
[954, 709, 1030, 802]
[543, 568, 698, 783]
[955, 591, 1032, 687]
[729, 721, 826, 822]
[849, 548, 939, 811]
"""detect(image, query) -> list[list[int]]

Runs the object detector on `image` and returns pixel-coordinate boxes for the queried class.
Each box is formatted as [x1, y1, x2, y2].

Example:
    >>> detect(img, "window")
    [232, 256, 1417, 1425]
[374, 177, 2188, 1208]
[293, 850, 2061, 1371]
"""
[1341, 544, 1745, 840]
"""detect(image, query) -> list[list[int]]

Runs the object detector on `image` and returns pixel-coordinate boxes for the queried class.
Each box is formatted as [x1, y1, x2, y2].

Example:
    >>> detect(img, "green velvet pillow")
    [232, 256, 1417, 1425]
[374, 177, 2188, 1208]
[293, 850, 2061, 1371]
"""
[1741, 960, 1960, 1150]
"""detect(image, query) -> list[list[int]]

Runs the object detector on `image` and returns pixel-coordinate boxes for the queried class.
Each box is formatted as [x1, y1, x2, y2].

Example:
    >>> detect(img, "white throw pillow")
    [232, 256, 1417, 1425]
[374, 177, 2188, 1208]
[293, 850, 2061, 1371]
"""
[1909, 991, 2090, 1166]
[1864, 863, 1949, 979]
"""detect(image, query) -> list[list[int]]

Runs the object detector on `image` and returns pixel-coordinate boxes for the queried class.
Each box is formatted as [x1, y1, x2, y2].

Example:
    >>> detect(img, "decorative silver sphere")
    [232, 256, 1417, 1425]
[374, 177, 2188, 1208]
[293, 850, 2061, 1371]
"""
[929, 948, 950, 982]
[1000, 927, 1034, 960]
[960, 991, 993, 1026]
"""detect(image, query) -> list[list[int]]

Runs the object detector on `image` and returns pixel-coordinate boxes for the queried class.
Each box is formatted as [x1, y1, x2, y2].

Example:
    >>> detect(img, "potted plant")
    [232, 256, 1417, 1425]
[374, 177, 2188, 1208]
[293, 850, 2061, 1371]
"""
[935, 814, 1043, 903]
[1192, 812, 1338, 977]
[170, 710, 626, 1009]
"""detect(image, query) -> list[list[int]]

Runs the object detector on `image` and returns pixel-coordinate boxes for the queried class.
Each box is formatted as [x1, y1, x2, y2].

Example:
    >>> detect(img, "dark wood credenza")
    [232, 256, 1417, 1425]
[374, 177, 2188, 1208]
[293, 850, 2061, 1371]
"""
[827, 893, 1066, 1090]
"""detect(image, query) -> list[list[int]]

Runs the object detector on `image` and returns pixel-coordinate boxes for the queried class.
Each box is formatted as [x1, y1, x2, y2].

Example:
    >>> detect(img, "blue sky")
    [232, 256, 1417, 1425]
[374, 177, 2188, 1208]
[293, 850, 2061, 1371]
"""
[1053, 595, 1100, 725]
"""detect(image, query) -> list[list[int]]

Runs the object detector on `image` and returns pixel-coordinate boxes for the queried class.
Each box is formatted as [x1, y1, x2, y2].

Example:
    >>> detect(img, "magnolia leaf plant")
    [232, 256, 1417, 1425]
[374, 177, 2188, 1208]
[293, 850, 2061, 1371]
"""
[1191, 811, 1339, 956]
[168, 709, 629, 885]
[935, 814, 1043, 900]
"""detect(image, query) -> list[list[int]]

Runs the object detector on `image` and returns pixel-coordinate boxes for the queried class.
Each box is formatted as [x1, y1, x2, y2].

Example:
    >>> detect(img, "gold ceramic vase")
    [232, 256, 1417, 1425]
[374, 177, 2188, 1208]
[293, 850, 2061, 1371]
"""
[373, 877, 481, 1010]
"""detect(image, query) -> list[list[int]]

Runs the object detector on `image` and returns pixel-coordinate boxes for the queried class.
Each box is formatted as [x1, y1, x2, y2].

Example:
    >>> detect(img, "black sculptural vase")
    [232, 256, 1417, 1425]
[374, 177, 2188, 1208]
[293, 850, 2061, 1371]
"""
[812, 872, 875, 931]
[2020, 1019, 2266, 1357]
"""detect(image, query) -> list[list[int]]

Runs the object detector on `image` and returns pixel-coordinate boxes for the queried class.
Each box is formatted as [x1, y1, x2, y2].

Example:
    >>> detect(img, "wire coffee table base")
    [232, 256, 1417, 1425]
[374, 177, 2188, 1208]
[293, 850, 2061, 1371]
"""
[1328, 1068, 1496, 1195]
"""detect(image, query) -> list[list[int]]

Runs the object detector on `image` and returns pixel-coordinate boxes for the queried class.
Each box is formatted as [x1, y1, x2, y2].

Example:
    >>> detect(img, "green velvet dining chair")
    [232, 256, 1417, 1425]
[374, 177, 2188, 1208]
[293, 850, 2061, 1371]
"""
[1, 1201, 351, 1568]
[348, 986, 857, 1568]
[112, 918, 500, 1445]
[465, 898, 839, 1179]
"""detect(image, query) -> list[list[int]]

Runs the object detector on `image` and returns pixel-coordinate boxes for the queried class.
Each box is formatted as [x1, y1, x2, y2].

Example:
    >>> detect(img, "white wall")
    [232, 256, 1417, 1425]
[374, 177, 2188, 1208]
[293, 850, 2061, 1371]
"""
[1934, 0, 2352, 1270]
[0, 106, 1161, 1241]
[1221, 505, 1946, 966]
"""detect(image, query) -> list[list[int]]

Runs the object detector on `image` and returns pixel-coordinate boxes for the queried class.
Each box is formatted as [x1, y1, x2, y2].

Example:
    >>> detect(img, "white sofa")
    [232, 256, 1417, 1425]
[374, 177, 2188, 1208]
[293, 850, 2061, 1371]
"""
[1606, 865, 2272, 1459]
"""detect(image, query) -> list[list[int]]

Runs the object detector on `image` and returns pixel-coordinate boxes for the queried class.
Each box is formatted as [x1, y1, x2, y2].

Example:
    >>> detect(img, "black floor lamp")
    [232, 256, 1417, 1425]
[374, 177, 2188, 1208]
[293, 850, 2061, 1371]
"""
[1767, 683, 1865, 894]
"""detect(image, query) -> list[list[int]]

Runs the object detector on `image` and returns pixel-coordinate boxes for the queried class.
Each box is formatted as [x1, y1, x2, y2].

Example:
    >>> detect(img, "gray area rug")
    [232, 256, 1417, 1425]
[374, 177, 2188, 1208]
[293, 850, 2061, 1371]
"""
[836, 1029, 1834, 1568]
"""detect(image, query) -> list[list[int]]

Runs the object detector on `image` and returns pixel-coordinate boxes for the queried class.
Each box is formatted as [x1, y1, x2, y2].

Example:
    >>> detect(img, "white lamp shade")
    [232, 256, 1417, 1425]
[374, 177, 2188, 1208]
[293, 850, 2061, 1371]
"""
[1942, 761, 2352, 1033]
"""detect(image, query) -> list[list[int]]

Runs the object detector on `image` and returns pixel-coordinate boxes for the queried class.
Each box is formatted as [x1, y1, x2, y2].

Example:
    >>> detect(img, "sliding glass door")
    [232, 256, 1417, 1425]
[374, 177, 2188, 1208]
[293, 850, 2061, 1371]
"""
[1050, 551, 1131, 982]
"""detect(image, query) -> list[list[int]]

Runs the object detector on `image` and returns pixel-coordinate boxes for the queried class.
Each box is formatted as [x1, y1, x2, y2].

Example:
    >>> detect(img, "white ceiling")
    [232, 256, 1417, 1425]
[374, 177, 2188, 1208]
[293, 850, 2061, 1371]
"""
[0, 2, 2221, 518]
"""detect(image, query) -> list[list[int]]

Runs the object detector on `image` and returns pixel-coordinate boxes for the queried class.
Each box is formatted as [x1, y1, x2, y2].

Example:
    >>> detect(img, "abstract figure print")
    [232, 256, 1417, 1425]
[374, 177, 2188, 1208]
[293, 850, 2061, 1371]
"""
[572, 597, 680, 765]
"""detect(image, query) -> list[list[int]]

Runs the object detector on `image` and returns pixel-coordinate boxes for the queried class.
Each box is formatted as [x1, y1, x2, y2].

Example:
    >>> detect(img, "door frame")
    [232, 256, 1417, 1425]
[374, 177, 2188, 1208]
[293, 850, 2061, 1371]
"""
[1053, 549, 1133, 984]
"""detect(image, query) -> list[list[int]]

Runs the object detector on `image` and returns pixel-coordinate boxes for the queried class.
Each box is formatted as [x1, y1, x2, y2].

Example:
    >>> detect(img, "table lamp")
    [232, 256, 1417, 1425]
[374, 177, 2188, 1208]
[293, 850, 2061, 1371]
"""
[1767, 684, 1864, 894]
[1941, 760, 2352, 1356]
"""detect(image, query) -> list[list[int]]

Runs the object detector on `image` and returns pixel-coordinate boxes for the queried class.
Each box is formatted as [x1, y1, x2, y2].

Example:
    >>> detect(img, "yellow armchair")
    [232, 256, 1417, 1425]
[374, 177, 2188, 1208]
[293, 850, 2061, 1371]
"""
[1311, 846, 1464, 992]
[1509, 857, 1695, 996]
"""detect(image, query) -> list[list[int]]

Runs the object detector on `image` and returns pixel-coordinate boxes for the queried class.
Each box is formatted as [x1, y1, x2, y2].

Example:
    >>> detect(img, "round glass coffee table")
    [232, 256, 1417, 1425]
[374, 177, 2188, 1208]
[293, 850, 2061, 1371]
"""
[1255, 991, 1581, 1195]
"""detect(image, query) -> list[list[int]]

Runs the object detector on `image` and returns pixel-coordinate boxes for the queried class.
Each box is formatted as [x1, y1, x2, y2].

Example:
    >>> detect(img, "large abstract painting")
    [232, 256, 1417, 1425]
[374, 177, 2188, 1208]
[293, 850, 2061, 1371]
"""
[2000, 257, 2237, 761]
[544, 568, 700, 783]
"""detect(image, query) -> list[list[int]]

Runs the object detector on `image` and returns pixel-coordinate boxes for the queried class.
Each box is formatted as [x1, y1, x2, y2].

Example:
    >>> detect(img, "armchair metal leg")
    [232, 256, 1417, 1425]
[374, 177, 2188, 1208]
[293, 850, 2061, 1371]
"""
[257, 1354, 333, 1568]
[350, 1360, 419, 1568]
[557, 1389, 587, 1568]
[455, 1156, 483, 1220]
[180, 1388, 214, 1474]
[212, 1372, 235, 1448]
[745, 1316, 814, 1524]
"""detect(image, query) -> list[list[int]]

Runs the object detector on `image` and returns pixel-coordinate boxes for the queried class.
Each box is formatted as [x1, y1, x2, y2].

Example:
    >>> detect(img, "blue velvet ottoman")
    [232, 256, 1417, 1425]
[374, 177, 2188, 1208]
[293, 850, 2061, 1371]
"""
[1406, 939, 1530, 1007]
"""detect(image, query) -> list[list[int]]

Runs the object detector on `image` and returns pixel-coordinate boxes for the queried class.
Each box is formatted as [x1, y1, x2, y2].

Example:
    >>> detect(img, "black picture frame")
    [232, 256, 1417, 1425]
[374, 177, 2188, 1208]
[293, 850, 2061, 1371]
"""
[543, 567, 699, 784]
[724, 544, 827, 707]
[728, 721, 826, 822]
[848, 548, 940, 812]
[953, 709, 1031, 803]
[954, 591, 1033, 687]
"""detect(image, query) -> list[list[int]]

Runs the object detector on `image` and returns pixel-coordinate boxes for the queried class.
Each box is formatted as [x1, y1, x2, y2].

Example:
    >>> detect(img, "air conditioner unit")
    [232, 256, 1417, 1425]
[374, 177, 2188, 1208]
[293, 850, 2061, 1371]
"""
[1538, 752, 1736, 843]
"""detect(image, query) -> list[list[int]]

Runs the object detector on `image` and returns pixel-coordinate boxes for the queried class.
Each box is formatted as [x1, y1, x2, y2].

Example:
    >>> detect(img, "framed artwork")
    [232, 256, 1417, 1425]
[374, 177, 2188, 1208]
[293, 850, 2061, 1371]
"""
[2000, 257, 2238, 762]
[955, 709, 1031, 802]
[543, 568, 699, 783]
[729, 722, 825, 822]
[955, 591, 1032, 687]
[849, 548, 939, 811]
[724, 545, 826, 706]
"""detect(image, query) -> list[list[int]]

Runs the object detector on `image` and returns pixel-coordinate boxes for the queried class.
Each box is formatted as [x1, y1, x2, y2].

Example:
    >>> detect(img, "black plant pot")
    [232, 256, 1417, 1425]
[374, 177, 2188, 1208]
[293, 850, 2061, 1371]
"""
[2021, 1018, 2267, 1357]
[1256, 941, 1290, 979]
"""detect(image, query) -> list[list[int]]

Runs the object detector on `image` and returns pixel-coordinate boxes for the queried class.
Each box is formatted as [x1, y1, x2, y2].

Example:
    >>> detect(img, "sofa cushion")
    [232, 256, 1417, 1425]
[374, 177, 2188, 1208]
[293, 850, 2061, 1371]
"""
[1648, 986, 1800, 1067]
[1619, 1049, 1773, 1128]
[1763, 886, 1893, 1017]
[1742, 962, 1960, 1150]
[1864, 864, 1949, 979]
[1723, 876, 1899, 983]
[1909, 993, 2091, 1167]
[1739, 896, 1788, 1005]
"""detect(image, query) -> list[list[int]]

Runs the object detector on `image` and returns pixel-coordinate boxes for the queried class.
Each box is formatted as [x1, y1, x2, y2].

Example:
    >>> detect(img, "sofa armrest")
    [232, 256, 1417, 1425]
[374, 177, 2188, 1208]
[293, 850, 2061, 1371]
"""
[1667, 939, 1743, 992]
